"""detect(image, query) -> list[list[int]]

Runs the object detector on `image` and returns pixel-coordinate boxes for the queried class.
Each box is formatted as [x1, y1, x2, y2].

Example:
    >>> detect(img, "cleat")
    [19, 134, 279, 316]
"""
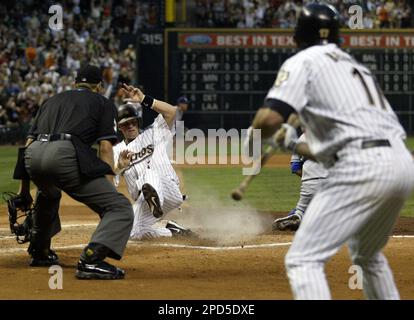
[272, 214, 301, 231]
[166, 220, 195, 237]
[142, 183, 164, 218]
[75, 260, 125, 280]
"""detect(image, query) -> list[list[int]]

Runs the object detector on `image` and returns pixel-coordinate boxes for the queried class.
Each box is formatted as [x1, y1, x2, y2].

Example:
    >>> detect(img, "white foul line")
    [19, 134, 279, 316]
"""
[0, 244, 85, 255]
[2, 234, 414, 255]
[128, 242, 293, 251]
[0, 220, 413, 255]
[0, 241, 292, 255]
[0, 223, 98, 241]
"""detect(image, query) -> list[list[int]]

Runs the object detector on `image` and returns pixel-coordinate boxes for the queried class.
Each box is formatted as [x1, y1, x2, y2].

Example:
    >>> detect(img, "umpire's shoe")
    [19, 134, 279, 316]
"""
[272, 214, 301, 232]
[142, 183, 164, 218]
[76, 260, 125, 280]
[30, 249, 59, 267]
[76, 243, 125, 280]
[166, 220, 195, 237]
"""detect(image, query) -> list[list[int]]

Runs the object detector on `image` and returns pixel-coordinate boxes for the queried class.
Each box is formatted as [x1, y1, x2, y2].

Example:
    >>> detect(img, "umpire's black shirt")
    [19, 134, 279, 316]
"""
[28, 88, 117, 146]
[27, 88, 118, 178]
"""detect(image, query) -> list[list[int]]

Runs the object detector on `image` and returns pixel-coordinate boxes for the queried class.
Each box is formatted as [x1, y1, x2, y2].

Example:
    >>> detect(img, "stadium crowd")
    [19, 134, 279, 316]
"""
[0, 0, 413, 144]
[194, 0, 413, 29]
[0, 0, 159, 144]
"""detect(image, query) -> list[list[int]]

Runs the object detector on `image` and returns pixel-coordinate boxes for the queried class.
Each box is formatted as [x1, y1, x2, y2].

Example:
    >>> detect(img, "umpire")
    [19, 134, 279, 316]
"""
[22, 65, 133, 279]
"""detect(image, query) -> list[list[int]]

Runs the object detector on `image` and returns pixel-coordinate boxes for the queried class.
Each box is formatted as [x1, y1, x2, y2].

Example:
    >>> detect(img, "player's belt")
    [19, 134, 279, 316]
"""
[333, 139, 391, 164]
[361, 139, 390, 149]
[36, 133, 72, 142]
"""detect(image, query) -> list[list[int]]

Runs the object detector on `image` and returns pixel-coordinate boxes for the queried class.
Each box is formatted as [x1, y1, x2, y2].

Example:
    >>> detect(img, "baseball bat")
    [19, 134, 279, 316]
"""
[231, 144, 275, 201]
[231, 113, 300, 201]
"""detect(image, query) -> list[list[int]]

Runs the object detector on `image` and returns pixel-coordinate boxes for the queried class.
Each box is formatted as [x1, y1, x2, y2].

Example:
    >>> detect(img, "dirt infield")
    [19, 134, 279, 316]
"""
[1, 155, 414, 300]
[1, 203, 414, 299]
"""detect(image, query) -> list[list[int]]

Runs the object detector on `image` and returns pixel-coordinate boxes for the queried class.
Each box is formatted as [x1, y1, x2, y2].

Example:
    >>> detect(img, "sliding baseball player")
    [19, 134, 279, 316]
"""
[113, 84, 193, 239]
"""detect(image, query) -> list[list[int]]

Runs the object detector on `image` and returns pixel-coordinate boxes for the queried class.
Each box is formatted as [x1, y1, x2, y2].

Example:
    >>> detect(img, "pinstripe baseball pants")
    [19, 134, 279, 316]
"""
[295, 178, 325, 218]
[285, 139, 414, 300]
[130, 169, 183, 240]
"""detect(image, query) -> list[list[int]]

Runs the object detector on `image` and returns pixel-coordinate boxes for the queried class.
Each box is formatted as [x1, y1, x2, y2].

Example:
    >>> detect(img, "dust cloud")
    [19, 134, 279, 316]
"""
[175, 187, 273, 245]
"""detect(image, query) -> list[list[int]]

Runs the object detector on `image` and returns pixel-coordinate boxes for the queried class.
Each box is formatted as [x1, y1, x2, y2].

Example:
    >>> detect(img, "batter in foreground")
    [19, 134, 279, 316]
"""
[248, 3, 414, 299]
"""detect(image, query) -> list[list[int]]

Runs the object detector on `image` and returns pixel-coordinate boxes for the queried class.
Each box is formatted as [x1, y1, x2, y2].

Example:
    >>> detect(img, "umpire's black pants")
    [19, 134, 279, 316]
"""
[25, 140, 133, 259]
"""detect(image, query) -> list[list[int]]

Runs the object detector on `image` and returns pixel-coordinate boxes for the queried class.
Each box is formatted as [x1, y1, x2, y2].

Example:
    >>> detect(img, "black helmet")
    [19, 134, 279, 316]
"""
[294, 3, 340, 50]
[117, 103, 143, 127]
[177, 96, 189, 105]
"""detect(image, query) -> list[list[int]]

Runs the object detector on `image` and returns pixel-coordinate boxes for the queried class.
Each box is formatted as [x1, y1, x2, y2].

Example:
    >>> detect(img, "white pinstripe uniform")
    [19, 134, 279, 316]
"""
[113, 115, 183, 240]
[290, 133, 328, 219]
[266, 43, 414, 299]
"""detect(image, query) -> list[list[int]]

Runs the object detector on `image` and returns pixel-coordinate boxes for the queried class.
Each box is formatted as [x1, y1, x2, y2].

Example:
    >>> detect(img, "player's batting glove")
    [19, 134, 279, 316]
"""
[281, 123, 298, 152]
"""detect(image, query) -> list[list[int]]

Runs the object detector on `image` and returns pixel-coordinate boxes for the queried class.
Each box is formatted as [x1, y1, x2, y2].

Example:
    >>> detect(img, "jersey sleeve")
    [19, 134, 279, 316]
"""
[112, 143, 121, 169]
[266, 55, 309, 113]
[96, 99, 118, 145]
[27, 108, 41, 139]
[27, 100, 48, 139]
[153, 114, 173, 144]
[112, 143, 123, 185]
[154, 114, 170, 130]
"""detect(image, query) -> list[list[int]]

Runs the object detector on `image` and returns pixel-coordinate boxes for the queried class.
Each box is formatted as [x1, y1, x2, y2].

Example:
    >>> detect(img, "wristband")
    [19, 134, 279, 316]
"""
[141, 95, 154, 108]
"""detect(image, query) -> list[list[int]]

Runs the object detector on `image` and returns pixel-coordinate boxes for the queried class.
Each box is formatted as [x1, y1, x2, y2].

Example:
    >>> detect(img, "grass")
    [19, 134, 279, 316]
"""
[405, 137, 414, 150]
[181, 166, 414, 217]
[1, 139, 414, 217]
[0, 146, 20, 198]
[181, 167, 301, 212]
[185, 136, 414, 156]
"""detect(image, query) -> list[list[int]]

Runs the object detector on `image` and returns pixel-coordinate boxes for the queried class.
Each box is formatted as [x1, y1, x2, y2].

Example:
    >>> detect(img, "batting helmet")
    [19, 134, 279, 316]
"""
[177, 96, 189, 105]
[294, 3, 340, 50]
[117, 102, 143, 128]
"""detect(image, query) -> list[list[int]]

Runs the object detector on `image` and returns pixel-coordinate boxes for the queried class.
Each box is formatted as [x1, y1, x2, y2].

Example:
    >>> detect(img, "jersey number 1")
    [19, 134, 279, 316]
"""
[353, 68, 386, 109]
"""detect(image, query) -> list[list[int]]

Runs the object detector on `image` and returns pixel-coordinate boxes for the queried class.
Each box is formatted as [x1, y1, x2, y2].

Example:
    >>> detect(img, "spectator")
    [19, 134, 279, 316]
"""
[5, 98, 20, 126]
[401, 3, 412, 28]
[0, 0, 146, 144]
[0, 105, 8, 127]
[363, 12, 375, 29]
[377, 2, 391, 28]
[245, 7, 256, 28]
[193, 0, 412, 29]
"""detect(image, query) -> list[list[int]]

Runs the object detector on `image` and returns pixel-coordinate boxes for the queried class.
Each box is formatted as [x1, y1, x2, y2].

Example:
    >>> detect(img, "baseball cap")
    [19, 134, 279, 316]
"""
[75, 65, 103, 84]
[177, 96, 189, 104]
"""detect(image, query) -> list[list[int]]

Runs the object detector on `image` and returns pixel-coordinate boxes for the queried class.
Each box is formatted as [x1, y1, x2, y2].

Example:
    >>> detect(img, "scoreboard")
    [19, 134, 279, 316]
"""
[164, 29, 414, 131]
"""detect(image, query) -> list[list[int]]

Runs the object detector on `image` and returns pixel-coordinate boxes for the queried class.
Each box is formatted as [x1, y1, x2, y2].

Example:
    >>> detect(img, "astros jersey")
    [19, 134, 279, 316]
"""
[291, 133, 328, 181]
[113, 114, 178, 200]
[266, 43, 406, 166]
